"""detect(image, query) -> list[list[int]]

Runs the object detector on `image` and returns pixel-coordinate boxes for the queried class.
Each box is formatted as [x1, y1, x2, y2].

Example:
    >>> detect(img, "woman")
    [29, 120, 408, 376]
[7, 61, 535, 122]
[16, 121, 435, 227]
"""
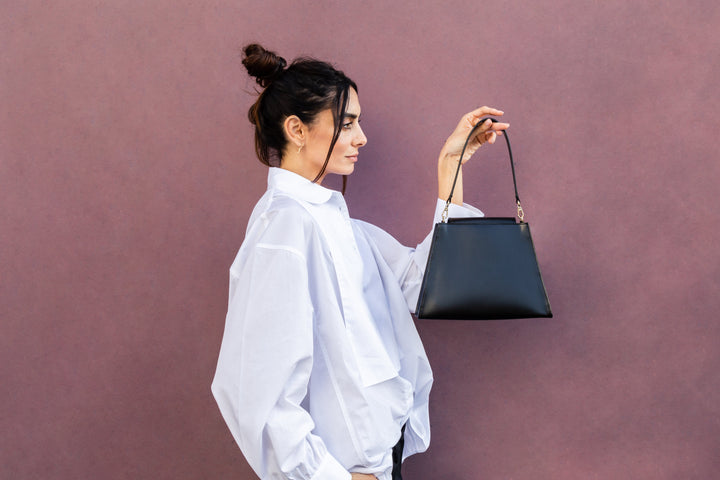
[211, 44, 508, 480]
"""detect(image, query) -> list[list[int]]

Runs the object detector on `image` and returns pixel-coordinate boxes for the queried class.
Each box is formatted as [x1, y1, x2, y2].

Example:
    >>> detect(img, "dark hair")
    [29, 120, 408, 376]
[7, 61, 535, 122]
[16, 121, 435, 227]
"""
[242, 44, 357, 185]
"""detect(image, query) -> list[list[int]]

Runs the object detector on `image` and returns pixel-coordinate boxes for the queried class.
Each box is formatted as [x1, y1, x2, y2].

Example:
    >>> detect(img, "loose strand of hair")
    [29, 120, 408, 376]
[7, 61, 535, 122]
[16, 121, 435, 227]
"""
[312, 84, 349, 184]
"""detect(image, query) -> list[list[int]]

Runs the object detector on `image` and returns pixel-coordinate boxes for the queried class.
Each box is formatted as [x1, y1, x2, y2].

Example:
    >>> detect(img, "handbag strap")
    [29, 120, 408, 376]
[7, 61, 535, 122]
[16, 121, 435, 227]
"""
[441, 117, 525, 223]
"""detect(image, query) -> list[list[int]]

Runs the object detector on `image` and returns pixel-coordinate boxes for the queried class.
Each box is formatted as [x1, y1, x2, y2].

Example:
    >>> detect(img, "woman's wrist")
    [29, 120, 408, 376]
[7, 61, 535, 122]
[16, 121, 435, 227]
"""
[438, 151, 463, 204]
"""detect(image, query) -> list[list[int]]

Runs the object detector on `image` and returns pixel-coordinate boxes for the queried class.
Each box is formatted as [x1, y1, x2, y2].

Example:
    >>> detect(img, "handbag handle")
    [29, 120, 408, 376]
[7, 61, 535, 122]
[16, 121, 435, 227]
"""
[441, 117, 525, 223]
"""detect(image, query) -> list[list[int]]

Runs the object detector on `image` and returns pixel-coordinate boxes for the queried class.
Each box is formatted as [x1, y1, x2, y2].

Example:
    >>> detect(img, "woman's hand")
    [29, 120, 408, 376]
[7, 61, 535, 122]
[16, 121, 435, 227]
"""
[350, 474, 378, 480]
[438, 106, 509, 205]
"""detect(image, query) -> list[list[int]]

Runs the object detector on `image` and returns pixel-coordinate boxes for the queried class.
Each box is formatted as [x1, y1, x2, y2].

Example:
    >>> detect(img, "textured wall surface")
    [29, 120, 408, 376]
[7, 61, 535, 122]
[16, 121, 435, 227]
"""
[2, 1, 719, 479]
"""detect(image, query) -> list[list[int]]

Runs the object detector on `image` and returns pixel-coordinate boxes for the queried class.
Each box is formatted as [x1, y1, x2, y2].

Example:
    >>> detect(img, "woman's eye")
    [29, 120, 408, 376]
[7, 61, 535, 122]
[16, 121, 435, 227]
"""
[342, 122, 353, 130]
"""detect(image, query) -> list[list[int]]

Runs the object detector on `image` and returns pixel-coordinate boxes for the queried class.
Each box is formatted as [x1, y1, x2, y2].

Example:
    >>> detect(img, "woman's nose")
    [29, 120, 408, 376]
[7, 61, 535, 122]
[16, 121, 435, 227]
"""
[355, 125, 367, 147]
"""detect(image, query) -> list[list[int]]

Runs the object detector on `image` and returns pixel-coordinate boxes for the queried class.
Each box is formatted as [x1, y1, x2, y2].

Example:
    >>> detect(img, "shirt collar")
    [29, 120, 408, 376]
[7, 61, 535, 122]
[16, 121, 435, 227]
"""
[268, 167, 335, 204]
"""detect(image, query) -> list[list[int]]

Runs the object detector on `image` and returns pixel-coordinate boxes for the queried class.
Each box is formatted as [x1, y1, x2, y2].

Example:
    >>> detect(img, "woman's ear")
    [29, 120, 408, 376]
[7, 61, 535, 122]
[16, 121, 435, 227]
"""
[283, 115, 306, 149]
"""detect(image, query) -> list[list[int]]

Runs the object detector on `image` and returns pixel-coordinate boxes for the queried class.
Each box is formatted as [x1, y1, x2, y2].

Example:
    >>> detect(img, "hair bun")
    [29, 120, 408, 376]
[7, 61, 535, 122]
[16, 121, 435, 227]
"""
[242, 44, 287, 88]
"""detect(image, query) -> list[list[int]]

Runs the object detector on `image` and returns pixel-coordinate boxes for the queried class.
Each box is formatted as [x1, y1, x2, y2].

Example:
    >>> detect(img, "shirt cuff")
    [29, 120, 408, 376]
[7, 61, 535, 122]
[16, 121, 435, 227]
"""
[431, 198, 484, 225]
[311, 453, 351, 480]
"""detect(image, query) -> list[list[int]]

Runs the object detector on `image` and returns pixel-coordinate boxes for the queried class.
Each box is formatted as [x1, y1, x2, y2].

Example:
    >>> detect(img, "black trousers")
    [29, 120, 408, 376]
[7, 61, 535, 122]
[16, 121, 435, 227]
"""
[391, 425, 405, 480]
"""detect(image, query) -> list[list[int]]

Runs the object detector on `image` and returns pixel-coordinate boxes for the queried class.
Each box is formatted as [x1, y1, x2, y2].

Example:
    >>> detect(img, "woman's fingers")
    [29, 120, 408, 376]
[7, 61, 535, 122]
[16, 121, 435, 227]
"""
[441, 107, 508, 161]
[476, 119, 510, 132]
[467, 106, 504, 119]
[460, 107, 502, 128]
[476, 118, 493, 131]
[473, 123, 505, 145]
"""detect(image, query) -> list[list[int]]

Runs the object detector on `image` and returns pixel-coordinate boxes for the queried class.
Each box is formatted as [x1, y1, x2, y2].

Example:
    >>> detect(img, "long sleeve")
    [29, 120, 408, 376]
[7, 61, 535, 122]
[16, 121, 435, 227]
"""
[211, 244, 350, 480]
[355, 199, 484, 310]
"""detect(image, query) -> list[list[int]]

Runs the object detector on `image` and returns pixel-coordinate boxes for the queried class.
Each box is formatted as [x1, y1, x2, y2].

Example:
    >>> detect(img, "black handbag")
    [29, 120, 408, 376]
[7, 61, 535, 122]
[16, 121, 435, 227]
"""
[415, 118, 552, 320]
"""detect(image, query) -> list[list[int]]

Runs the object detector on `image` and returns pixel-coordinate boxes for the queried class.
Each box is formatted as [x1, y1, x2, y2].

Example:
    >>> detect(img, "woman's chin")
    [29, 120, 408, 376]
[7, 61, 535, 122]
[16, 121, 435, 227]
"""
[337, 164, 355, 176]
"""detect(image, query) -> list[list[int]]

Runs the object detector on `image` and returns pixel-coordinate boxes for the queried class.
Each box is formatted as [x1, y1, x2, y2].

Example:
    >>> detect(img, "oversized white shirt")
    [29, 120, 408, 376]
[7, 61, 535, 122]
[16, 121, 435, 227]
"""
[212, 167, 482, 480]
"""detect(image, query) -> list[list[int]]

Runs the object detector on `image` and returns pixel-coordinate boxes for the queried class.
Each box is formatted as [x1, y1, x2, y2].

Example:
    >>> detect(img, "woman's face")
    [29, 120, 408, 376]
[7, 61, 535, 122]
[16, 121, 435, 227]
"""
[304, 88, 367, 183]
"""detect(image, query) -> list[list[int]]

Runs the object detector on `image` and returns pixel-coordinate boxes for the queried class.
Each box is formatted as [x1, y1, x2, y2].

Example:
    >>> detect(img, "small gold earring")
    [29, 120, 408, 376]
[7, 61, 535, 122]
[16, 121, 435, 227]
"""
[297, 144, 304, 154]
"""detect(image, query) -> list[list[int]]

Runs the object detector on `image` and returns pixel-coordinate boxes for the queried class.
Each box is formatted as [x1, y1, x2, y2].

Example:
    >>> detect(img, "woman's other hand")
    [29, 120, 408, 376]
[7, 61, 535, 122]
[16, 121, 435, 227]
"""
[438, 106, 509, 205]
[350, 473, 378, 480]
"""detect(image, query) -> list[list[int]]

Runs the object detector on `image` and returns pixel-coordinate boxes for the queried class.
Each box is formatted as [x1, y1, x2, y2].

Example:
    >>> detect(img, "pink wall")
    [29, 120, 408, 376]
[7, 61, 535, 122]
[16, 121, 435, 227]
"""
[2, 1, 719, 478]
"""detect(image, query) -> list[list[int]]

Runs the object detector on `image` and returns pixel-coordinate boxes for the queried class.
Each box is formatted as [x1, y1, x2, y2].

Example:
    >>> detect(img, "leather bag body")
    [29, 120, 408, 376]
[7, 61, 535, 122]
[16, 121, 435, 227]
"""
[415, 119, 552, 320]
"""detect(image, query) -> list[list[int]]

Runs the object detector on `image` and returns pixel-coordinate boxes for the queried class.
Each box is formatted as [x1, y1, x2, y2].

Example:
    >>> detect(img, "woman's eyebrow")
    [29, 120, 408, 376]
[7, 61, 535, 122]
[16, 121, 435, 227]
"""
[344, 112, 360, 120]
